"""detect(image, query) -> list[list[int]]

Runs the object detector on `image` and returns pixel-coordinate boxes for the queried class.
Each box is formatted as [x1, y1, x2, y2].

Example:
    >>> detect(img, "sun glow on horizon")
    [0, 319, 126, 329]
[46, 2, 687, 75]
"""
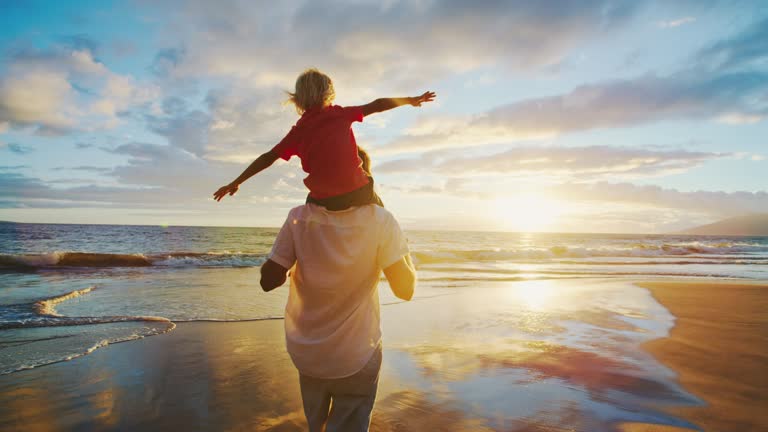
[493, 194, 565, 233]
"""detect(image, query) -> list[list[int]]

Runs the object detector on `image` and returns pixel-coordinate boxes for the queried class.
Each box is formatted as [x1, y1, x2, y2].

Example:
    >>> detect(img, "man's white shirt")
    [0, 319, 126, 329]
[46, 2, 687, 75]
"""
[269, 204, 409, 379]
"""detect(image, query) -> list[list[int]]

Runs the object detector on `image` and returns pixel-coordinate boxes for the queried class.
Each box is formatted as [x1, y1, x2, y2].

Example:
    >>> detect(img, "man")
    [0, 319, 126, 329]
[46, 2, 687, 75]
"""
[260, 203, 416, 432]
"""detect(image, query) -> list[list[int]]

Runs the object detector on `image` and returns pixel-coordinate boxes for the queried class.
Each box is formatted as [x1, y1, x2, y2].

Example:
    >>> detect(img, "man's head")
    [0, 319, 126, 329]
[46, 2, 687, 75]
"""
[288, 68, 335, 115]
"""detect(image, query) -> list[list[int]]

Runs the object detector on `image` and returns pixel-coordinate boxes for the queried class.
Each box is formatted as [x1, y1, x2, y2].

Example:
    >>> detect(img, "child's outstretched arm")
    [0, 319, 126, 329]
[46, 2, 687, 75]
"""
[358, 91, 435, 117]
[213, 150, 279, 202]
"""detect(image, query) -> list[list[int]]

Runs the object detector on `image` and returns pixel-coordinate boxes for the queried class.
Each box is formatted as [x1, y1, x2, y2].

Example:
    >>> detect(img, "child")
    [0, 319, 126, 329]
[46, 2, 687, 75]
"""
[213, 68, 435, 210]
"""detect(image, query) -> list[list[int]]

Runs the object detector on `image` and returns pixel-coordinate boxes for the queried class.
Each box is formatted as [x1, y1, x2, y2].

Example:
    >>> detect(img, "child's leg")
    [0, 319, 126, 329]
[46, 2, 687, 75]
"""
[306, 177, 383, 211]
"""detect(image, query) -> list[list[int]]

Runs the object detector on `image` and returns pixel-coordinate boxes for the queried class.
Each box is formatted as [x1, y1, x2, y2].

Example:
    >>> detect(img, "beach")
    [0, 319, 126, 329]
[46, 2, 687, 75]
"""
[2, 276, 765, 431]
[620, 281, 768, 432]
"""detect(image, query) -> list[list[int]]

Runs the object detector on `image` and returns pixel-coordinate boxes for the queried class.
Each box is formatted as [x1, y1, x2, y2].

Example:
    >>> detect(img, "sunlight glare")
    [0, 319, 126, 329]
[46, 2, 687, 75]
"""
[493, 194, 564, 232]
[508, 280, 558, 311]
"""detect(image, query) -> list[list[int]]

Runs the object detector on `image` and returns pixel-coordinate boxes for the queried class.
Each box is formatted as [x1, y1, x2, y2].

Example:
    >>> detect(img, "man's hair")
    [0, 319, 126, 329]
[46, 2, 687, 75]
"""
[287, 68, 335, 115]
[358, 146, 371, 175]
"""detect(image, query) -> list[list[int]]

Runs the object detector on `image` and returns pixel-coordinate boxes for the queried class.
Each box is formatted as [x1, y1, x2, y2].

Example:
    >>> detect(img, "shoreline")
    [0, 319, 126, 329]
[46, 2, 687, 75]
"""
[620, 281, 768, 432]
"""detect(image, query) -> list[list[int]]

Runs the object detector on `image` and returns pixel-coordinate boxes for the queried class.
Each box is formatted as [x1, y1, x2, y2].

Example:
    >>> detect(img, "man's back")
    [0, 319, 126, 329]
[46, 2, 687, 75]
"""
[268, 204, 409, 379]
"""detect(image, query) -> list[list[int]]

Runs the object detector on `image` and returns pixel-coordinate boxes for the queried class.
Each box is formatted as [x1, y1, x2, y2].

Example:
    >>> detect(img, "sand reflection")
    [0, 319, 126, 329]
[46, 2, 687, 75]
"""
[0, 278, 702, 431]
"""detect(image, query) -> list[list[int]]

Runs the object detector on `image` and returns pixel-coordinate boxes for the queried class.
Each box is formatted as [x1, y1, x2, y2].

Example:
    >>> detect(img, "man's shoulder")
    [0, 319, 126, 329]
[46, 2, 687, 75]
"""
[370, 204, 396, 222]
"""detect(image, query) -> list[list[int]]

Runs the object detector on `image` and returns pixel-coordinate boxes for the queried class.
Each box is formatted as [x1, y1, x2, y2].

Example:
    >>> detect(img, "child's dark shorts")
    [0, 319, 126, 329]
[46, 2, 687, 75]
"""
[306, 176, 384, 211]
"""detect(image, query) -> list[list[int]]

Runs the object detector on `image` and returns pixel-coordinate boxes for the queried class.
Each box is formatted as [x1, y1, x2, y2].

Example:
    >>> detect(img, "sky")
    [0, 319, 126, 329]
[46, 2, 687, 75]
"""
[1, 0, 767, 233]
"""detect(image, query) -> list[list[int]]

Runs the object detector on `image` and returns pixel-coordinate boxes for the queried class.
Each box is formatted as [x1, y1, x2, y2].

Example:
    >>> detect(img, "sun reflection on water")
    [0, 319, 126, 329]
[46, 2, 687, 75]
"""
[507, 280, 559, 311]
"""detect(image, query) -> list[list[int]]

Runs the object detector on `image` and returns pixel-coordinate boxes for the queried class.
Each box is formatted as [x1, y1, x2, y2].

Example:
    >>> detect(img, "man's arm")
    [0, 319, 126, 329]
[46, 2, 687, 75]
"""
[213, 150, 279, 202]
[260, 259, 288, 292]
[358, 91, 436, 117]
[383, 254, 416, 301]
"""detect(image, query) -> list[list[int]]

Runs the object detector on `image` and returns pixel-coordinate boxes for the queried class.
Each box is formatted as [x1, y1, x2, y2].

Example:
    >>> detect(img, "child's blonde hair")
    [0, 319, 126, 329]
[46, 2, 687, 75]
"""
[287, 68, 335, 114]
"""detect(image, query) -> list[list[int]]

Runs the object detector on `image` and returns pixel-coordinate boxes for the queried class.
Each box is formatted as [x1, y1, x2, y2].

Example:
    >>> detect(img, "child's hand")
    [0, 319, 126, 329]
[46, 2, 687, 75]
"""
[410, 91, 436, 107]
[213, 182, 240, 202]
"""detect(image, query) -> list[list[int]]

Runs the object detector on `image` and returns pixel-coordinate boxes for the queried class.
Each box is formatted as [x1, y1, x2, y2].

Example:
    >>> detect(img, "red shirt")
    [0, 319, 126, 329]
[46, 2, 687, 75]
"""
[271, 105, 370, 199]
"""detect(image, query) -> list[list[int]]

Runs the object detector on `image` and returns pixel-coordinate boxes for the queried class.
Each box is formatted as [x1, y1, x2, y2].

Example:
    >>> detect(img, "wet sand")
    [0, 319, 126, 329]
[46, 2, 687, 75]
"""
[620, 281, 768, 432]
[0, 319, 510, 431]
[1, 279, 765, 431]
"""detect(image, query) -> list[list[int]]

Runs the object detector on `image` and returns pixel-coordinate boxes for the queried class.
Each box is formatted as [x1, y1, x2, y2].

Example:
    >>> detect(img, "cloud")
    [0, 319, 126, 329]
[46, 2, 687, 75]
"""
[108, 142, 212, 189]
[696, 17, 768, 71]
[52, 166, 112, 173]
[374, 16, 768, 154]
[551, 182, 768, 217]
[146, 0, 644, 90]
[138, 85, 296, 161]
[146, 108, 212, 158]
[103, 141, 305, 201]
[382, 70, 768, 153]
[5, 143, 34, 154]
[0, 48, 158, 134]
[657, 16, 696, 28]
[0, 163, 199, 209]
[203, 86, 300, 162]
[716, 112, 764, 124]
[376, 146, 727, 180]
[56, 34, 100, 54]
[0, 70, 78, 133]
[151, 47, 186, 77]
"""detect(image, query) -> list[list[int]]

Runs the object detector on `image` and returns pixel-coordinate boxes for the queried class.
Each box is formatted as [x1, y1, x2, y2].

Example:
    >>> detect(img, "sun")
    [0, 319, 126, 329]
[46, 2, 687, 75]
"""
[493, 194, 564, 232]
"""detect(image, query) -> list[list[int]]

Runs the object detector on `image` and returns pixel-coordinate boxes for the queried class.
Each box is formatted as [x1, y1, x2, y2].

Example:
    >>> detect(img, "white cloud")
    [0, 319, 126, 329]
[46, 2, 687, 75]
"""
[0, 71, 78, 131]
[716, 112, 763, 125]
[379, 70, 768, 153]
[376, 145, 727, 181]
[0, 49, 158, 134]
[202, 86, 299, 162]
[147, 0, 643, 92]
[657, 17, 696, 28]
[550, 182, 768, 217]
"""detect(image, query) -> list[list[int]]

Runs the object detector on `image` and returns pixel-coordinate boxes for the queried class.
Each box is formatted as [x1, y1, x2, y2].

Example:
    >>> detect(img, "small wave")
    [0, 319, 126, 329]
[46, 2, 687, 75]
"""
[0, 315, 174, 330]
[34, 286, 95, 317]
[0, 251, 265, 270]
[1, 286, 173, 330]
[149, 252, 266, 268]
[0, 252, 151, 269]
[2, 324, 176, 376]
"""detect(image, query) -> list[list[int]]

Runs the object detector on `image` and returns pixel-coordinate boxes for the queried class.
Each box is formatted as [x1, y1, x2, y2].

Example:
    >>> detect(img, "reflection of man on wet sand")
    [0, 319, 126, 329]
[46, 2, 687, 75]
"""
[261, 202, 416, 431]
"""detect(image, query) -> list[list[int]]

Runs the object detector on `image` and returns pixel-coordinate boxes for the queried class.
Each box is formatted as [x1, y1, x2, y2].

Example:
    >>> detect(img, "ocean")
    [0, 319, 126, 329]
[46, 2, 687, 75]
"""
[1, 221, 767, 378]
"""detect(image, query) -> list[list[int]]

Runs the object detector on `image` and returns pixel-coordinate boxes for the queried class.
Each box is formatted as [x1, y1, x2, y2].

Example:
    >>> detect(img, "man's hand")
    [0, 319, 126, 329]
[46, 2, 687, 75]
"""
[261, 259, 288, 292]
[409, 91, 436, 107]
[213, 182, 239, 202]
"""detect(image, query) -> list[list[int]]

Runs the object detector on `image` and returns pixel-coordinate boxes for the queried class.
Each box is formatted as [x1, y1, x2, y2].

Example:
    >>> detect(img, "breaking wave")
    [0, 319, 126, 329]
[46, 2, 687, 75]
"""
[0, 251, 267, 270]
[1, 286, 175, 331]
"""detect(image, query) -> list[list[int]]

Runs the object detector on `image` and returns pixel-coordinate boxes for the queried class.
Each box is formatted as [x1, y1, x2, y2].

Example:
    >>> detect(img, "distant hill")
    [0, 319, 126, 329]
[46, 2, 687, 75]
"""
[678, 214, 768, 236]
